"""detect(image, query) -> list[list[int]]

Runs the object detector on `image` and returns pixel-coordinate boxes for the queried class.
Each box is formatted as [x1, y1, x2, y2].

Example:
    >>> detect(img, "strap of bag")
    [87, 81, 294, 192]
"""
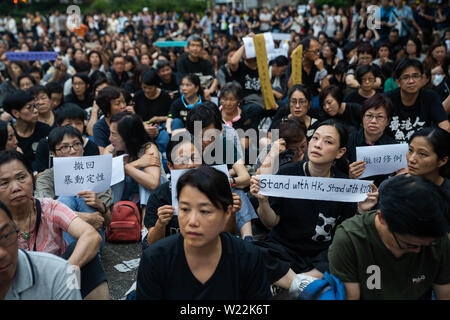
[33, 199, 42, 252]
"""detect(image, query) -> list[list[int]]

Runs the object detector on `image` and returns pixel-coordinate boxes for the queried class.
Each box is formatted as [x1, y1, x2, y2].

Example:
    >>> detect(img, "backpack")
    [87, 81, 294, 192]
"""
[106, 201, 141, 243]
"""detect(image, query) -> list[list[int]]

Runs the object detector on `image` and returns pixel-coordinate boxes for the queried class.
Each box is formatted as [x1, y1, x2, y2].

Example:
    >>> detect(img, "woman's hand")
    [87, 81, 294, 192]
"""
[270, 138, 287, 156]
[144, 122, 160, 139]
[156, 205, 175, 227]
[78, 190, 104, 212]
[357, 184, 379, 213]
[103, 144, 115, 155]
[349, 160, 366, 179]
[250, 176, 268, 201]
[231, 193, 242, 214]
[132, 153, 161, 169]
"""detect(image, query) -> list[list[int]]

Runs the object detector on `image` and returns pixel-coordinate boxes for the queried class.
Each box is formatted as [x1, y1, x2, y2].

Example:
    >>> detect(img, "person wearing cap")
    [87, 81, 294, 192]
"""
[2, 90, 51, 166]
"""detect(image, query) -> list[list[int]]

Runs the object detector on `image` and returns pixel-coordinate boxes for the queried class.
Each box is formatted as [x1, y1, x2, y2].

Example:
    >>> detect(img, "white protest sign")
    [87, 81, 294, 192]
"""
[257, 175, 373, 203]
[171, 165, 230, 215]
[356, 144, 408, 178]
[111, 154, 127, 186]
[271, 33, 291, 42]
[54, 154, 112, 196]
[243, 33, 275, 59]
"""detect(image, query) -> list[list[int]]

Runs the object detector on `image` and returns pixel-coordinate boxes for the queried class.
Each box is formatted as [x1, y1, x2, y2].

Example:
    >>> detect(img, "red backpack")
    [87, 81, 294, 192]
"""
[106, 201, 141, 243]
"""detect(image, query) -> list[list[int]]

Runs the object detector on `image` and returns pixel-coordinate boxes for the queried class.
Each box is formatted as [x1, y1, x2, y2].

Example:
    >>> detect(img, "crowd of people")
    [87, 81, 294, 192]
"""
[0, 0, 449, 301]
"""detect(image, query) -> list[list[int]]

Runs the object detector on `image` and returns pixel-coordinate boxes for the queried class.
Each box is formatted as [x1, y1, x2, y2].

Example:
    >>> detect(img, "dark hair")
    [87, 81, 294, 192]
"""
[279, 118, 307, 145]
[394, 58, 424, 80]
[220, 81, 243, 102]
[186, 102, 223, 134]
[48, 126, 83, 153]
[45, 81, 64, 95]
[182, 73, 204, 98]
[28, 85, 49, 99]
[2, 90, 35, 115]
[406, 37, 422, 58]
[360, 93, 393, 121]
[300, 36, 319, 51]
[381, 61, 394, 80]
[379, 175, 448, 238]
[355, 64, 375, 83]
[55, 103, 87, 125]
[288, 84, 313, 105]
[176, 165, 232, 212]
[156, 60, 171, 72]
[18, 74, 36, 87]
[73, 60, 90, 73]
[269, 55, 289, 67]
[312, 119, 349, 173]
[357, 42, 375, 57]
[0, 150, 34, 188]
[319, 85, 343, 108]
[95, 86, 122, 116]
[27, 65, 42, 78]
[142, 68, 160, 87]
[88, 50, 103, 67]
[111, 53, 124, 64]
[72, 73, 89, 86]
[110, 112, 152, 160]
[0, 120, 10, 150]
[409, 127, 450, 178]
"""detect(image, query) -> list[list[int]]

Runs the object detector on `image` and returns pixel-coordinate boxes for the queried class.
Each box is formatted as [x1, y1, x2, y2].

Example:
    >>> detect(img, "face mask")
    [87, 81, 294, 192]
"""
[433, 74, 444, 86]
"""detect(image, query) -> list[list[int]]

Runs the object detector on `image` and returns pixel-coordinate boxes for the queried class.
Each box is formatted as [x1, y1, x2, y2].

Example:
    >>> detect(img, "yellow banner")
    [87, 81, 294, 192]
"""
[253, 34, 276, 110]
[291, 44, 303, 85]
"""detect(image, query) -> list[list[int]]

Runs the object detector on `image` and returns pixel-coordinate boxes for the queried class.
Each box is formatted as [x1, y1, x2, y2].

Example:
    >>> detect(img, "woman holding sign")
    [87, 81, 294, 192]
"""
[347, 93, 397, 186]
[250, 119, 377, 278]
[0, 150, 109, 299]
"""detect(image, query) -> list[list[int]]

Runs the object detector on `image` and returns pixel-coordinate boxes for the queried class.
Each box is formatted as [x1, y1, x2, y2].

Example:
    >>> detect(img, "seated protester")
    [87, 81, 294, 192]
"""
[136, 166, 272, 300]
[93, 86, 128, 152]
[103, 112, 166, 220]
[432, 54, 450, 116]
[34, 126, 112, 248]
[318, 85, 362, 136]
[347, 94, 397, 186]
[2, 90, 51, 166]
[255, 118, 307, 175]
[0, 151, 109, 299]
[175, 35, 218, 101]
[86, 77, 112, 138]
[17, 74, 36, 92]
[343, 65, 380, 105]
[321, 60, 349, 95]
[165, 73, 203, 135]
[250, 119, 377, 278]
[372, 43, 393, 68]
[269, 85, 319, 140]
[106, 54, 129, 88]
[134, 69, 172, 155]
[0, 201, 82, 300]
[45, 81, 64, 111]
[0, 120, 22, 153]
[123, 63, 150, 95]
[28, 85, 56, 128]
[156, 60, 179, 102]
[345, 43, 382, 90]
[381, 62, 398, 93]
[64, 73, 93, 110]
[32, 103, 100, 174]
[219, 82, 253, 161]
[217, 48, 237, 90]
[269, 55, 289, 100]
[328, 175, 450, 300]
[186, 103, 258, 240]
[142, 137, 242, 251]
[385, 58, 450, 143]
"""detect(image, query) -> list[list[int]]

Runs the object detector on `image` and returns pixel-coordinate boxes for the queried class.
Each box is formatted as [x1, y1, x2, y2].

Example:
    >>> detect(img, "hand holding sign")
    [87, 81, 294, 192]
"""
[250, 176, 268, 201]
[356, 144, 408, 178]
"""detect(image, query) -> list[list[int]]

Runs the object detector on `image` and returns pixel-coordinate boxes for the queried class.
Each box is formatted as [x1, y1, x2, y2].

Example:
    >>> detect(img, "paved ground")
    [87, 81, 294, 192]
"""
[101, 241, 142, 300]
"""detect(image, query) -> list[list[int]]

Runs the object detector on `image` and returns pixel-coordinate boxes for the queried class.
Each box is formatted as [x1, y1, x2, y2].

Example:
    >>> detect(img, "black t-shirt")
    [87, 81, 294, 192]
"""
[136, 232, 271, 300]
[231, 61, 261, 97]
[344, 90, 381, 106]
[440, 178, 450, 230]
[32, 137, 100, 173]
[175, 54, 215, 86]
[93, 117, 110, 148]
[385, 88, 448, 143]
[133, 89, 172, 122]
[144, 181, 179, 236]
[159, 73, 179, 94]
[64, 93, 93, 110]
[14, 121, 51, 165]
[168, 97, 196, 124]
[268, 160, 357, 256]
[317, 102, 362, 136]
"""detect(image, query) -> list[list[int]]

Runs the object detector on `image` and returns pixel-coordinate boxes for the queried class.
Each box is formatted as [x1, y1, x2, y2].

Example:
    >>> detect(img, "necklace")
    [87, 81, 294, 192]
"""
[17, 202, 33, 240]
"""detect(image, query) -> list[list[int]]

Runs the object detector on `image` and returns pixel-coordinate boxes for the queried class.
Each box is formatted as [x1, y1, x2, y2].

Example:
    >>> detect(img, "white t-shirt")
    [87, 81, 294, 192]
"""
[259, 13, 272, 31]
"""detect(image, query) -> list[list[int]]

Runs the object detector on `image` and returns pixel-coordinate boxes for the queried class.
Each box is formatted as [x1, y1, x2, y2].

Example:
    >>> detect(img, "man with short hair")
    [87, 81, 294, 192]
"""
[175, 35, 217, 100]
[385, 58, 450, 143]
[106, 54, 129, 88]
[0, 201, 82, 300]
[328, 175, 450, 300]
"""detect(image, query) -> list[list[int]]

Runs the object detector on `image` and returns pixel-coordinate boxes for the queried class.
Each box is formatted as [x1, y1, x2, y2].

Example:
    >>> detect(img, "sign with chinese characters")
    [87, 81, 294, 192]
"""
[356, 144, 408, 178]
[54, 155, 113, 196]
[257, 175, 374, 203]
[170, 165, 230, 215]
[6, 51, 58, 61]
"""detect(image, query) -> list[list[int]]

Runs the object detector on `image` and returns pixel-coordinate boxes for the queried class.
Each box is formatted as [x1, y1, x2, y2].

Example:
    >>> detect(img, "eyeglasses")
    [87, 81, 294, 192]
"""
[72, 82, 85, 87]
[363, 114, 386, 122]
[0, 224, 19, 248]
[361, 77, 375, 83]
[392, 232, 438, 250]
[55, 142, 83, 154]
[24, 103, 39, 111]
[173, 155, 202, 165]
[290, 99, 309, 106]
[399, 73, 422, 81]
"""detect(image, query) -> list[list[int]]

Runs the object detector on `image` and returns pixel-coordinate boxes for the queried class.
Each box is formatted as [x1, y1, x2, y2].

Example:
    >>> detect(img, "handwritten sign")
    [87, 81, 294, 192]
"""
[257, 175, 373, 203]
[253, 34, 277, 110]
[54, 155, 112, 196]
[243, 33, 274, 59]
[6, 51, 58, 61]
[356, 144, 408, 178]
[171, 165, 230, 215]
[291, 45, 303, 85]
[111, 154, 127, 186]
